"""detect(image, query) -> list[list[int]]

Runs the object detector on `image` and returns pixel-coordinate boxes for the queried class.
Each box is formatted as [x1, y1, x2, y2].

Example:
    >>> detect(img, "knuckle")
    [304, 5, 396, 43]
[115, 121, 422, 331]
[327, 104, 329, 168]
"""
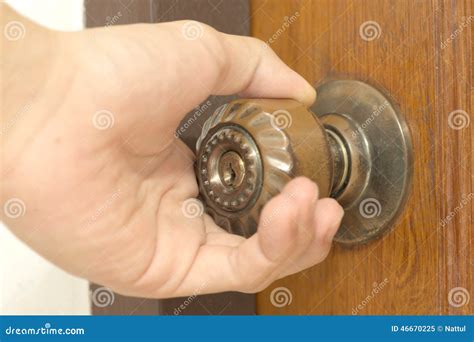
[248, 36, 266, 47]
[320, 198, 344, 218]
[315, 198, 343, 243]
[285, 177, 319, 202]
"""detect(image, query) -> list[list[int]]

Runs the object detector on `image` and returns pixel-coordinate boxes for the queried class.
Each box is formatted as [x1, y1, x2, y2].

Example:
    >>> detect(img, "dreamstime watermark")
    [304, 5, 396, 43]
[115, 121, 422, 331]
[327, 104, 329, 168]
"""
[448, 110, 470, 130]
[351, 101, 389, 138]
[441, 16, 474, 49]
[270, 286, 293, 308]
[181, 198, 204, 219]
[439, 193, 473, 228]
[260, 192, 296, 228]
[448, 287, 470, 308]
[3, 198, 26, 219]
[175, 100, 212, 139]
[173, 281, 208, 315]
[182, 21, 203, 40]
[359, 198, 382, 218]
[92, 110, 115, 130]
[265, 12, 300, 46]
[270, 109, 292, 130]
[0, 96, 36, 136]
[352, 278, 389, 315]
[105, 11, 123, 27]
[359, 21, 382, 41]
[4, 323, 85, 336]
[83, 188, 122, 228]
[90, 286, 115, 308]
[4, 20, 26, 41]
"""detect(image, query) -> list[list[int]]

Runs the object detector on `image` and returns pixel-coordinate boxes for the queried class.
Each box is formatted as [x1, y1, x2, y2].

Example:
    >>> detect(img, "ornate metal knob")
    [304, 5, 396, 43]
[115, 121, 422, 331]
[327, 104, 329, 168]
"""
[195, 80, 412, 245]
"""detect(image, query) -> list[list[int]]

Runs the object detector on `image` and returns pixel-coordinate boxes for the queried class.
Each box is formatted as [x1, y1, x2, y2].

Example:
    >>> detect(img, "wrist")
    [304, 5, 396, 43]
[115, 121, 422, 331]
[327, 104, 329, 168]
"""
[1, 4, 61, 126]
[1, 4, 66, 187]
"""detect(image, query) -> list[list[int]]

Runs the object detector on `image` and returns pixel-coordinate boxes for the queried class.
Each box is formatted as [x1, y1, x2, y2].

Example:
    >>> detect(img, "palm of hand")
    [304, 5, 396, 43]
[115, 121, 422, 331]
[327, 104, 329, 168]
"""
[2, 21, 343, 298]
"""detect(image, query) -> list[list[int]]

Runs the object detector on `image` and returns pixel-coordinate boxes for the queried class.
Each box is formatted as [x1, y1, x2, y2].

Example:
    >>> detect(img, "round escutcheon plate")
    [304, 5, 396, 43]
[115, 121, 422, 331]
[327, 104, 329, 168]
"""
[312, 79, 413, 246]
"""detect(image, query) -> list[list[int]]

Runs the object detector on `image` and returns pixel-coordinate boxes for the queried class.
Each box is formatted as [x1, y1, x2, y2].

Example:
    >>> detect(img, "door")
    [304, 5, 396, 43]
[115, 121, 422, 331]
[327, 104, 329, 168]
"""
[86, 0, 473, 316]
[252, 0, 473, 315]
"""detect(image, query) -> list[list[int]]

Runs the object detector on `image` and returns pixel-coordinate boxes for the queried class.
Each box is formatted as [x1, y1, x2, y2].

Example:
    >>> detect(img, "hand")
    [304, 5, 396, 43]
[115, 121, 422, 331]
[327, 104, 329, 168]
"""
[1, 6, 344, 298]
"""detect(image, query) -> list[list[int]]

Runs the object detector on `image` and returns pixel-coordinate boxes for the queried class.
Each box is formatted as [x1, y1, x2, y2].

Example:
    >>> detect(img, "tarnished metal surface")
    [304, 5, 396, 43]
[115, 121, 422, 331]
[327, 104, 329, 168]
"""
[196, 99, 332, 237]
[196, 80, 412, 245]
[312, 80, 413, 245]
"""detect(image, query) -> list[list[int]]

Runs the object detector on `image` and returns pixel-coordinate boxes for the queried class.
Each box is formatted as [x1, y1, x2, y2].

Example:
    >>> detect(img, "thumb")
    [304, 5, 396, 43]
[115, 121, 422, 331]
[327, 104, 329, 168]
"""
[228, 177, 322, 293]
[87, 20, 316, 140]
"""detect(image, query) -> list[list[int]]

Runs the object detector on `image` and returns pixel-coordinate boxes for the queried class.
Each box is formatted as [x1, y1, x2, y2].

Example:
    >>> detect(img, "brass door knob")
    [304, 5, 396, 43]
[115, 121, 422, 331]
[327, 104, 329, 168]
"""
[195, 80, 412, 245]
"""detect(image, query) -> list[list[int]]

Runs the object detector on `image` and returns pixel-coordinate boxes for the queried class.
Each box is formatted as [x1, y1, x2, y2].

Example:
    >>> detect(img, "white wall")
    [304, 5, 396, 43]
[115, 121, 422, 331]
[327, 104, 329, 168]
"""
[1, 0, 89, 315]
[6, 0, 84, 31]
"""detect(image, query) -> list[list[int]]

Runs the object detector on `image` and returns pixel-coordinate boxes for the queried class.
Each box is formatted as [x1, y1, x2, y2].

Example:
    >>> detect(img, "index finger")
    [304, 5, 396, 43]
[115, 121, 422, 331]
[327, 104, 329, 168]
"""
[102, 20, 316, 136]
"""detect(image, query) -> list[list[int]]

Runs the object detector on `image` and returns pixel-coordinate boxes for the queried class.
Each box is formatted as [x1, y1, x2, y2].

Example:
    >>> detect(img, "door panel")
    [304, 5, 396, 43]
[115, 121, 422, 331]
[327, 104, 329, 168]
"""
[85, 0, 473, 316]
[252, 0, 473, 315]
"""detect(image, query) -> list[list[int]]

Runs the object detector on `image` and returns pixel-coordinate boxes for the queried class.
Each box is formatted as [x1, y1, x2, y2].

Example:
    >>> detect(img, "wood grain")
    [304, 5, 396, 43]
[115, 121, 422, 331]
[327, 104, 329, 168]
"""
[252, 0, 473, 315]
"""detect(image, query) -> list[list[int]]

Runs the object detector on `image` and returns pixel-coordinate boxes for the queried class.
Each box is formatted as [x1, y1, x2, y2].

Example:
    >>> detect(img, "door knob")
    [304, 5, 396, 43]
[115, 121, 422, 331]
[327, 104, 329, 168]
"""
[195, 80, 412, 245]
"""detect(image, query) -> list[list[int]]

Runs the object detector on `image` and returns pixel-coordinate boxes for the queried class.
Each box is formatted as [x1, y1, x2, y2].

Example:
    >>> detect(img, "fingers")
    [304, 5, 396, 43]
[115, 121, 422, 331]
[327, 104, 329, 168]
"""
[155, 177, 342, 298]
[213, 32, 316, 105]
[160, 21, 316, 104]
[256, 177, 317, 264]
[279, 198, 344, 277]
[94, 21, 315, 139]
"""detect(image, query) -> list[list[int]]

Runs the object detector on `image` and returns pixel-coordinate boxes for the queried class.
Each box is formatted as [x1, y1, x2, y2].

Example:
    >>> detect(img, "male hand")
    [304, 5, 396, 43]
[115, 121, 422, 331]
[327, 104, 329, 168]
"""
[1, 6, 344, 298]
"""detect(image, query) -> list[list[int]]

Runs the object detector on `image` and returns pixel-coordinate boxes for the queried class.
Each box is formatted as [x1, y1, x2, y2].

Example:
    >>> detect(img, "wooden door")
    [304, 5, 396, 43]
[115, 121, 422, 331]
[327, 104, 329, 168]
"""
[252, 0, 473, 315]
[86, 0, 472, 316]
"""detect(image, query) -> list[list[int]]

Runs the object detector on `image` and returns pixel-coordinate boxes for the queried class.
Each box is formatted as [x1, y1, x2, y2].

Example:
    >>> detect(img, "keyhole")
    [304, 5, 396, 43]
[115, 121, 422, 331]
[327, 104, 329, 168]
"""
[223, 162, 237, 186]
[218, 151, 245, 189]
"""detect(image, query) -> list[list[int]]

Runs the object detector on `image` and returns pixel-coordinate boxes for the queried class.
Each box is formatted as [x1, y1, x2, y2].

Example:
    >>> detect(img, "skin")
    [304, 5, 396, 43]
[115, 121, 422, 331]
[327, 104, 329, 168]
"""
[0, 5, 344, 298]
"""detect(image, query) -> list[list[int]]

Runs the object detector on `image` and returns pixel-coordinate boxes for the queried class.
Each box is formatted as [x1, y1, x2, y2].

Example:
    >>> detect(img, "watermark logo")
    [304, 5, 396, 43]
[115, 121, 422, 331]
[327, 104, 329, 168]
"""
[105, 11, 123, 27]
[270, 287, 293, 308]
[173, 281, 208, 315]
[448, 110, 470, 130]
[4, 21, 26, 41]
[441, 16, 474, 49]
[3, 198, 26, 219]
[90, 287, 115, 307]
[181, 198, 204, 218]
[440, 193, 473, 228]
[92, 110, 115, 130]
[359, 21, 381, 41]
[175, 100, 212, 139]
[270, 110, 292, 130]
[0, 96, 36, 136]
[352, 278, 389, 314]
[351, 101, 389, 138]
[359, 198, 382, 218]
[83, 188, 122, 228]
[448, 287, 470, 308]
[4, 322, 85, 336]
[265, 11, 300, 46]
[182, 21, 203, 40]
[260, 192, 296, 228]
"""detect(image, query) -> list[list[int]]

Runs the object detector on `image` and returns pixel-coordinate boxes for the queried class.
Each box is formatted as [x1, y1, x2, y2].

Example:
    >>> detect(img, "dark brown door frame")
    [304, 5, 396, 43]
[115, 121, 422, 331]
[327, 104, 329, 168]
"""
[86, 0, 255, 315]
